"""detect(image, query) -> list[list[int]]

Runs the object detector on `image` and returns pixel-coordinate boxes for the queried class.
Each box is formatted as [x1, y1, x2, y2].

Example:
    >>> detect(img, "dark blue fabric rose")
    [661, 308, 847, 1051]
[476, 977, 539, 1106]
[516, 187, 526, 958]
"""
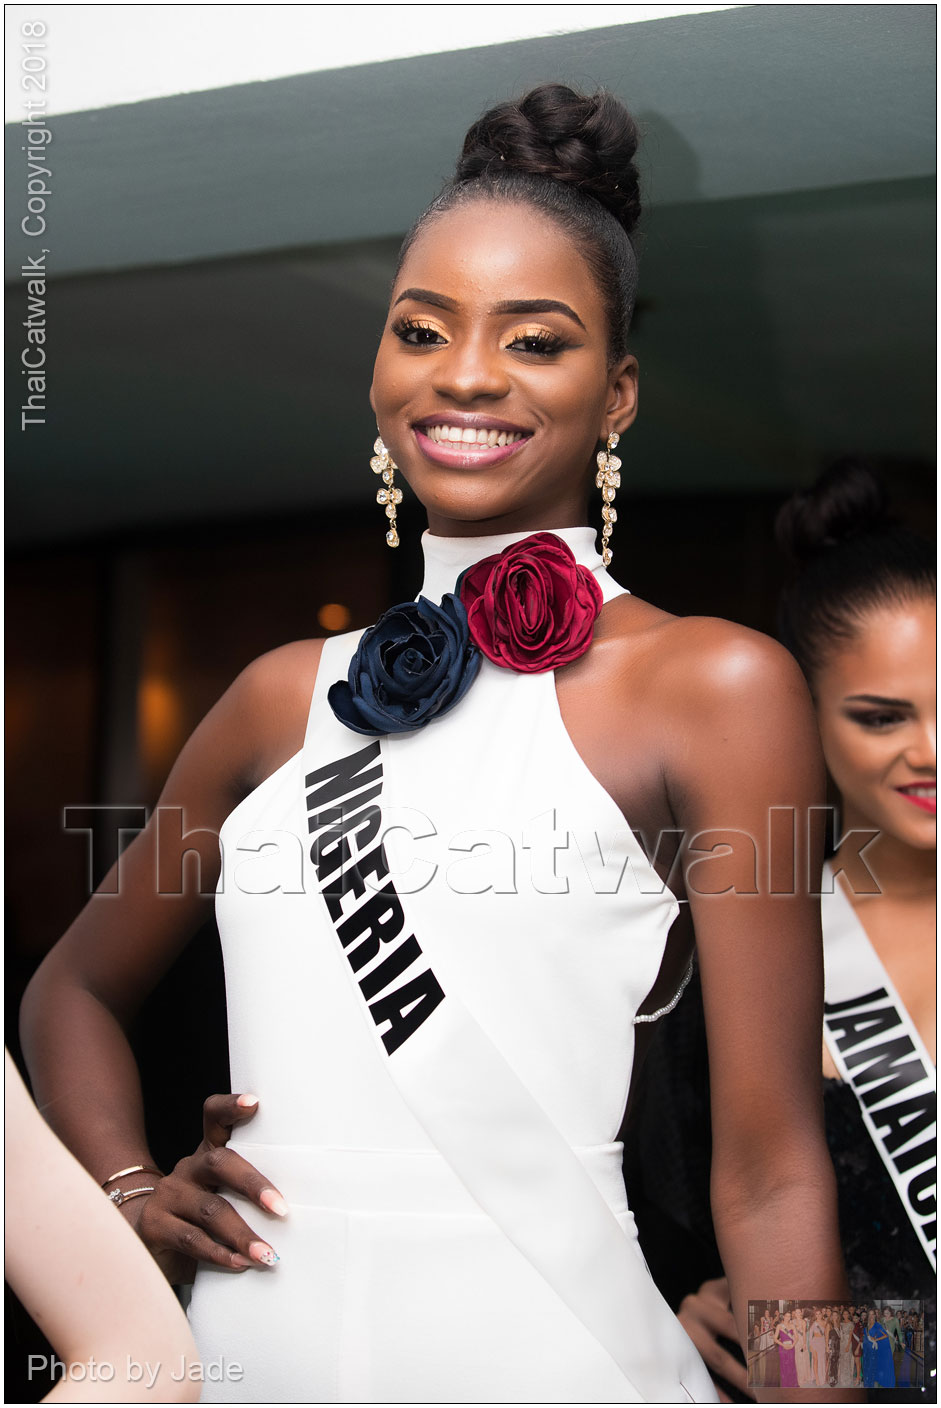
[328, 593, 481, 736]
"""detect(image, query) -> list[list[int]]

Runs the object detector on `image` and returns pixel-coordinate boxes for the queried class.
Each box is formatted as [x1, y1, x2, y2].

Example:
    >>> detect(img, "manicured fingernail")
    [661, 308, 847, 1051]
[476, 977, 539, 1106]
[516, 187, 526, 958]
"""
[260, 1188, 288, 1217]
[231, 1253, 253, 1269]
[249, 1241, 280, 1266]
[237, 1093, 259, 1107]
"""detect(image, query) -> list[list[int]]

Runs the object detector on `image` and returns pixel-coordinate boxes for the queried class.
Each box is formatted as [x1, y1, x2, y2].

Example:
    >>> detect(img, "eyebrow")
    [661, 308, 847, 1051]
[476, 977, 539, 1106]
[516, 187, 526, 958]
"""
[492, 298, 587, 331]
[393, 288, 586, 331]
[843, 693, 912, 707]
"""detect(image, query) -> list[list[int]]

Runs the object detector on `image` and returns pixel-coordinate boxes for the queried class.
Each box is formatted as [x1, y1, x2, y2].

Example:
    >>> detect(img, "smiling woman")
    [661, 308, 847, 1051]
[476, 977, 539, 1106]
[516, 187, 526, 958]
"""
[22, 83, 848, 1402]
[777, 461, 936, 1296]
[371, 201, 637, 539]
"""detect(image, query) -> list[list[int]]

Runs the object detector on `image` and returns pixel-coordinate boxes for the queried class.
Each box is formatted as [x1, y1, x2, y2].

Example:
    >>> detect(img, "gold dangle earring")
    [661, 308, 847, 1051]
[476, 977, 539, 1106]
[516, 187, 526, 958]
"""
[595, 431, 621, 567]
[370, 434, 402, 548]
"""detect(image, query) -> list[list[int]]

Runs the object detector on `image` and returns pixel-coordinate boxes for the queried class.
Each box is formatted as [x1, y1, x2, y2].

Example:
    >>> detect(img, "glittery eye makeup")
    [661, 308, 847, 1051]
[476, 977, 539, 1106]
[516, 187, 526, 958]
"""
[504, 327, 570, 357]
[389, 304, 578, 359]
[391, 317, 447, 346]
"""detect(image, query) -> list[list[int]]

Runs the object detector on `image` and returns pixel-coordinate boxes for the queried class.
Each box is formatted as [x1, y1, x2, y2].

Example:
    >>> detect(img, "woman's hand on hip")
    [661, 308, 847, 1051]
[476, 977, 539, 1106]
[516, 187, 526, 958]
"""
[128, 1094, 287, 1284]
[678, 1276, 751, 1402]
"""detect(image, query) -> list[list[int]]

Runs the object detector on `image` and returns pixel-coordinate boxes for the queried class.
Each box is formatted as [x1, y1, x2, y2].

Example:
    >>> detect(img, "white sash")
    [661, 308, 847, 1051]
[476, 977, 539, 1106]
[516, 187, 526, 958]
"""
[821, 861, 936, 1271]
[301, 639, 712, 1402]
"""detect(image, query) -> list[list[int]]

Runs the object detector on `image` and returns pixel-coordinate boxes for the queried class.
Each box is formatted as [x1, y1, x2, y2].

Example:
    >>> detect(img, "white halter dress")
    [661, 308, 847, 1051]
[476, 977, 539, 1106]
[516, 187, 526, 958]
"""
[187, 526, 716, 1403]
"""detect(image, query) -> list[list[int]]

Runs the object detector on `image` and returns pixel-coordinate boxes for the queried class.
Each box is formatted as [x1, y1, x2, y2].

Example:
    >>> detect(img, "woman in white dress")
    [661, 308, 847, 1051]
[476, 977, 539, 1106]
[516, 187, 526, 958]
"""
[809, 1312, 828, 1386]
[20, 84, 847, 1401]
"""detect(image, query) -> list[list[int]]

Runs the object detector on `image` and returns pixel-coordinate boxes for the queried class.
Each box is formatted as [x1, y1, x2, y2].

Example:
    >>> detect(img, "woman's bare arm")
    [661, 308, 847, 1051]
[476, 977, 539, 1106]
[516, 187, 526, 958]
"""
[19, 639, 322, 1274]
[662, 620, 847, 1348]
[5, 1052, 200, 1402]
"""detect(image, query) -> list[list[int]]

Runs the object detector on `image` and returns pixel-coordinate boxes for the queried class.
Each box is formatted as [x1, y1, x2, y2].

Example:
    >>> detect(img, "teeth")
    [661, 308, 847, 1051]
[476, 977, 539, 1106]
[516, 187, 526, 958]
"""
[423, 424, 525, 446]
[904, 786, 936, 797]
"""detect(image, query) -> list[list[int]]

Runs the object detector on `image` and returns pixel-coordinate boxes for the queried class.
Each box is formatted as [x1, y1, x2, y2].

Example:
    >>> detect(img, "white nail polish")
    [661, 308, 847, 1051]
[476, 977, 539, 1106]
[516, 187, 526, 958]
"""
[249, 1241, 280, 1267]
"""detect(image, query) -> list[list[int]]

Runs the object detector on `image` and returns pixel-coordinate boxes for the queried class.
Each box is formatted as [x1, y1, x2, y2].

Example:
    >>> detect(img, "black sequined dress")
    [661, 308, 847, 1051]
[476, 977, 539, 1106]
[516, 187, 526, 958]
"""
[623, 968, 936, 1402]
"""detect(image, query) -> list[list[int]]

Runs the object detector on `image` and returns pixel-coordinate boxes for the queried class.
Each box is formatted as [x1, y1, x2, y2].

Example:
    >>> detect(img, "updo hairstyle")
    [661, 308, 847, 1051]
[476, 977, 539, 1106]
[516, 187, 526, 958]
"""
[397, 84, 642, 364]
[776, 459, 935, 685]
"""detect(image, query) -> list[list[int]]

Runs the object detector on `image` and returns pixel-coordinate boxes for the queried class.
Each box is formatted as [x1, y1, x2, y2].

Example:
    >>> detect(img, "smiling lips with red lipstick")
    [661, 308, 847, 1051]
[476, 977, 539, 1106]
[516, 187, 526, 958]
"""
[895, 781, 937, 816]
[412, 414, 533, 470]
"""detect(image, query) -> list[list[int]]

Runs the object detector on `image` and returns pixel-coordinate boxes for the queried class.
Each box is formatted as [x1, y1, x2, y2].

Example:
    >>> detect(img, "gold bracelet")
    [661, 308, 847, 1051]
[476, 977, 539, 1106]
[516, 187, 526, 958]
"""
[101, 1164, 162, 1188]
[107, 1185, 156, 1206]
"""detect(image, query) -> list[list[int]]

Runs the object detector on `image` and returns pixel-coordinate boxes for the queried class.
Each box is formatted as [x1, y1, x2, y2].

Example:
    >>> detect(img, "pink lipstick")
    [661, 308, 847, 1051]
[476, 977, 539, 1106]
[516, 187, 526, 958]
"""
[412, 415, 532, 470]
[896, 783, 936, 816]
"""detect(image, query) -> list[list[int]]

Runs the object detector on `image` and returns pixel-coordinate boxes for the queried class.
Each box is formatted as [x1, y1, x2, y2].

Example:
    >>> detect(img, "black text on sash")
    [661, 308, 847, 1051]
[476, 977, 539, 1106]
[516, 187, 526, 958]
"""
[824, 988, 936, 1260]
[305, 742, 444, 1055]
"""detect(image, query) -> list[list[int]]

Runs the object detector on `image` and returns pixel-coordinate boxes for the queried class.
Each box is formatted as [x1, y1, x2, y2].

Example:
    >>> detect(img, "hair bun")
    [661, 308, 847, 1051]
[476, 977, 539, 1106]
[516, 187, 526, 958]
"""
[456, 84, 641, 235]
[775, 458, 891, 564]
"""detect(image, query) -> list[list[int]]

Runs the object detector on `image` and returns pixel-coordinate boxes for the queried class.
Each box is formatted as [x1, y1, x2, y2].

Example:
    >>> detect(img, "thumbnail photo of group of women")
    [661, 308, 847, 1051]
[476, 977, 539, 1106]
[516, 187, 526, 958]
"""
[748, 1299, 926, 1392]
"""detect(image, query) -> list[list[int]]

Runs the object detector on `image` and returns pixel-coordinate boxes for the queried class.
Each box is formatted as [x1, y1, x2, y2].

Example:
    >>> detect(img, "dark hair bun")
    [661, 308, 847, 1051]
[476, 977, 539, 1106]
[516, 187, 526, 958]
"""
[775, 458, 934, 682]
[456, 84, 641, 235]
[775, 458, 890, 564]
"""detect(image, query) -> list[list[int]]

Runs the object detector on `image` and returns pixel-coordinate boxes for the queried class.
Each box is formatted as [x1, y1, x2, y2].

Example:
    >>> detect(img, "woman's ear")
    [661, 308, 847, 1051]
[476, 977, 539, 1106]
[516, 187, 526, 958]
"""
[605, 354, 639, 436]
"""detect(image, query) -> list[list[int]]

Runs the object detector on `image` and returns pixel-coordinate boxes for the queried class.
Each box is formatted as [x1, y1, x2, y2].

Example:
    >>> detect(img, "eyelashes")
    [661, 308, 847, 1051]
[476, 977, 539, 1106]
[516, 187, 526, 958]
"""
[391, 318, 445, 347]
[507, 330, 568, 357]
[390, 317, 571, 358]
[845, 709, 907, 730]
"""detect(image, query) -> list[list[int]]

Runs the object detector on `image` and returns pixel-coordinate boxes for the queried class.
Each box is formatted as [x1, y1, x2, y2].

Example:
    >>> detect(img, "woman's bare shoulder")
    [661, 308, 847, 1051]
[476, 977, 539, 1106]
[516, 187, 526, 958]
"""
[231, 637, 326, 714]
[215, 637, 328, 790]
[603, 593, 808, 706]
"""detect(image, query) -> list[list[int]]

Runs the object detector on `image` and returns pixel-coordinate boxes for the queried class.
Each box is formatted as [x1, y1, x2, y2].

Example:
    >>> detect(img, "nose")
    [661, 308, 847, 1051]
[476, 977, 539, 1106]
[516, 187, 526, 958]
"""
[904, 714, 936, 773]
[430, 331, 510, 403]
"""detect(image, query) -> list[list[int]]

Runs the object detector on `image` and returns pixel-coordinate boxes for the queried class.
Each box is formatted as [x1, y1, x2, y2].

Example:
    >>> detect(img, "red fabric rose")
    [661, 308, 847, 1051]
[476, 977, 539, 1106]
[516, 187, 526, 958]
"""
[459, 532, 603, 673]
